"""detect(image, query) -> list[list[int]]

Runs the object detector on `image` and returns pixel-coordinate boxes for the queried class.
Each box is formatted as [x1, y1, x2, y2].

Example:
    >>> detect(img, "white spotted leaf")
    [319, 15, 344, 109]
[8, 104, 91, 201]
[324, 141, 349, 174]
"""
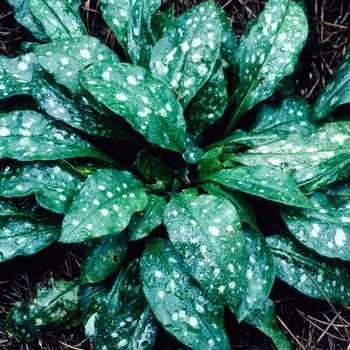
[278, 192, 350, 261]
[206, 165, 313, 209]
[79, 61, 186, 153]
[267, 235, 350, 305]
[5, 278, 81, 342]
[140, 238, 231, 350]
[236, 226, 275, 322]
[149, 1, 224, 108]
[151, 4, 174, 42]
[164, 190, 246, 309]
[0, 160, 85, 214]
[129, 194, 166, 241]
[225, 0, 308, 134]
[27, 0, 87, 40]
[60, 169, 148, 243]
[0, 199, 60, 263]
[81, 231, 128, 283]
[0, 110, 114, 164]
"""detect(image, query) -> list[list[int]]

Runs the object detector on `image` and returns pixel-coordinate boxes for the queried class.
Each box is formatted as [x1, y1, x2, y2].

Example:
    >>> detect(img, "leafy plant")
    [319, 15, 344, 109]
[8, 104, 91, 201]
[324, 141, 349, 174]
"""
[1, 0, 350, 349]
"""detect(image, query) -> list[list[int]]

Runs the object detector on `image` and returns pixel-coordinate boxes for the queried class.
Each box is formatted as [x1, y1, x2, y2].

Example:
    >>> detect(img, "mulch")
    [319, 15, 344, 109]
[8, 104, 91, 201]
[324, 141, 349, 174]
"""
[1, 0, 350, 349]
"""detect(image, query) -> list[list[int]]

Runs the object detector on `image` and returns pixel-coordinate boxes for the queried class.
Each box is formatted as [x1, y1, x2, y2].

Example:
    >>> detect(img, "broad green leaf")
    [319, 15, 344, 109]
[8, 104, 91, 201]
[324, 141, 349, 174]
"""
[60, 169, 148, 243]
[141, 238, 231, 350]
[225, 0, 308, 134]
[0, 110, 114, 164]
[91, 260, 157, 350]
[8, 0, 49, 41]
[27, 0, 87, 40]
[244, 298, 291, 350]
[81, 231, 128, 283]
[0, 199, 60, 263]
[313, 48, 350, 122]
[278, 192, 350, 261]
[187, 61, 228, 136]
[151, 4, 174, 42]
[164, 190, 246, 309]
[236, 226, 275, 322]
[5, 279, 81, 342]
[129, 194, 166, 241]
[0, 160, 85, 214]
[197, 148, 224, 179]
[232, 122, 350, 194]
[150, 1, 224, 107]
[79, 61, 186, 153]
[267, 235, 350, 305]
[206, 165, 313, 208]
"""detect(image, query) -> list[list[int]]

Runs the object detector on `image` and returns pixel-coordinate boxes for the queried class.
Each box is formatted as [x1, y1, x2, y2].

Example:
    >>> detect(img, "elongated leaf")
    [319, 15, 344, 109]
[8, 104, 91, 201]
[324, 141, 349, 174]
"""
[206, 165, 313, 208]
[0, 160, 85, 214]
[267, 235, 350, 305]
[27, 0, 87, 40]
[129, 194, 166, 241]
[151, 4, 174, 42]
[60, 169, 148, 243]
[244, 298, 291, 350]
[5, 279, 81, 342]
[0, 110, 113, 164]
[79, 61, 186, 153]
[141, 238, 231, 350]
[236, 226, 275, 322]
[164, 190, 246, 309]
[150, 1, 224, 107]
[0, 199, 60, 263]
[278, 192, 350, 261]
[313, 48, 350, 122]
[81, 231, 128, 283]
[226, 0, 308, 133]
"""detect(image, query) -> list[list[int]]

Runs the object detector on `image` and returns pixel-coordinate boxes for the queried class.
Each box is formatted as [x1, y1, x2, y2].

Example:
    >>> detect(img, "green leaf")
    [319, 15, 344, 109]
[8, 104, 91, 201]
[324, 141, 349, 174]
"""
[225, 0, 308, 134]
[5, 278, 81, 342]
[141, 238, 231, 350]
[129, 194, 166, 241]
[267, 235, 350, 305]
[91, 260, 157, 350]
[81, 231, 128, 283]
[0, 160, 85, 214]
[151, 4, 174, 42]
[206, 165, 313, 208]
[27, 0, 87, 40]
[164, 190, 246, 309]
[60, 169, 148, 243]
[197, 148, 224, 179]
[79, 61, 186, 153]
[244, 298, 291, 350]
[236, 226, 275, 322]
[278, 192, 350, 261]
[0, 110, 113, 164]
[0, 199, 60, 263]
[150, 1, 224, 107]
[313, 48, 350, 122]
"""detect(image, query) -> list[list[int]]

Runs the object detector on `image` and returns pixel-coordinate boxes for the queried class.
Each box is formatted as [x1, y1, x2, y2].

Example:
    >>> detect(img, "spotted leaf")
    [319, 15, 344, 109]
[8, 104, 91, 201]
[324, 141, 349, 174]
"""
[0, 160, 85, 214]
[0, 199, 60, 263]
[206, 165, 313, 209]
[244, 298, 291, 350]
[151, 4, 174, 42]
[225, 0, 308, 134]
[313, 48, 350, 122]
[129, 194, 166, 241]
[164, 190, 246, 309]
[60, 169, 148, 243]
[278, 192, 350, 261]
[149, 1, 224, 108]
[81, 231, 128, 283]
[0, 110, 114, 164]
[236, 226, 275, 322]
[140, 238, 231, 350]
[27, 0, 87, 40]
[267, 235, 350, 305]
[5, 278, 81, 342]
[79, 61, 186, 153]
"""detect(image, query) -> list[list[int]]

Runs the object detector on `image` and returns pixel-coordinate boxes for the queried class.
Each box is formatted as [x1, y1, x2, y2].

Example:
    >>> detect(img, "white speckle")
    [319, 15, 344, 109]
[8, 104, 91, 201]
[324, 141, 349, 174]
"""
[172, 313, 178, 321]
[93, 199, 100, 205]
[278, 33, 287, 41]
[158, 291, 164, 298]
[195, 304, 204, 313]
[66, 71, 73, 76]
[98, 185, 105, 190]
[80, 49, 91, 59]
[107, 191, 113, 198]
[60, 57, 69, 65]
[192, 38, 202, 47]
[340, 216, 350, 223]
[102, 71, 110, 81]
[115, 93, 128, 101]
[86, 224, 93, 230]
[246, 269, 253, 280]
[127, 76, 137, 85]
[180, 42, 190, 52]
[327, 241, 334, 248]
[330, 133, 349, 145]
[72, 220, 79, 226]
[208, 225, 219, 236]
[118, 340, 128, 348]
[100, 209, 109, 216]
[0, 127, 10, 136]
[155, 270, 163, 278]
[229, 282, 236, 289]
[112, 204, 119, 212]
[189, 316, 198, 327]
[228, 263, 234, 273]
[213, 268, 220, 277]
[197, 64, 208, 76]
[335, 229, 346, 247]
[208, 339, 215, 346]
[218, 285, 226, 293]
[18, 62, 28, 71]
